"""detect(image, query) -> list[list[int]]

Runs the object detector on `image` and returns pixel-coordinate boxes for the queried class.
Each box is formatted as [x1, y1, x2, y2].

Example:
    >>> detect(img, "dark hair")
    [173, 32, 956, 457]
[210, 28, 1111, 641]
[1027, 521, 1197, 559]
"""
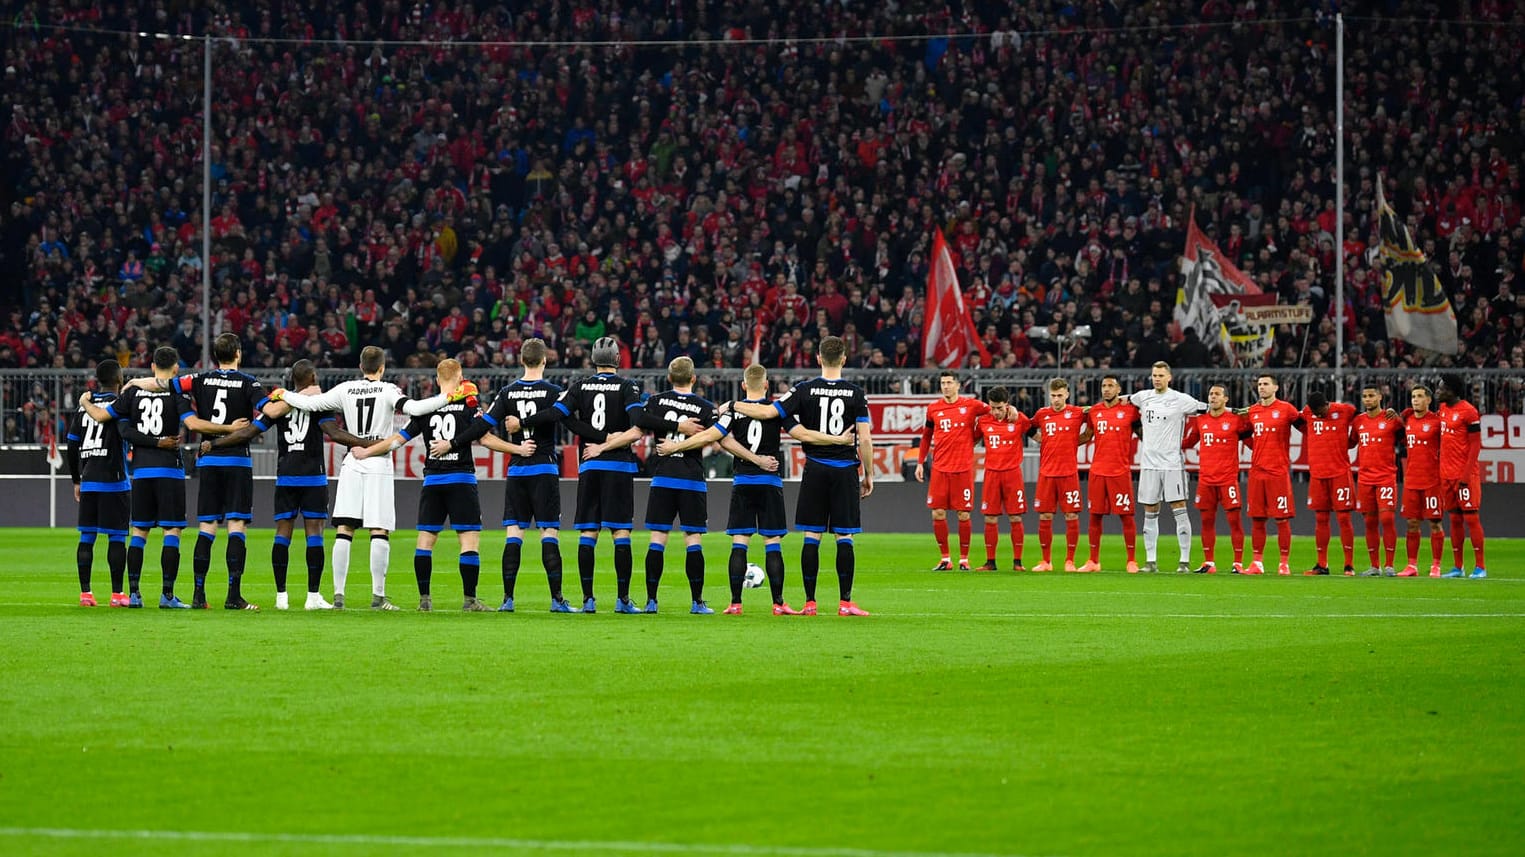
[1101, 374, 1120, 385]
[212, 333, 241, 364]
[290, 359, 316, 389]
[985, 385, 1009, 404]
[818, 335, 847, 366]
[1307, 390, 1328, 411]
[152, 346, 179, 371]
[96, 359, 121, 388]
[521, 337, 547, 368]
[939, 370, 958, 382]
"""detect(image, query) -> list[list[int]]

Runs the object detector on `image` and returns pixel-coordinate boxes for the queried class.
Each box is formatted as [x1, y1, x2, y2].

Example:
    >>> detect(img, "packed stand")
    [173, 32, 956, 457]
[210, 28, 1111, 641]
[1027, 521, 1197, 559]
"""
[3, 0, 1525, 442]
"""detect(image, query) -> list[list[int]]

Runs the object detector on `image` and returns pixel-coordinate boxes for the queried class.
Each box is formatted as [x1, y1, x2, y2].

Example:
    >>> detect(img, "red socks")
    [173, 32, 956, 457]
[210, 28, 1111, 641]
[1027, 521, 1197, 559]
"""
[1380, 512, 1396, 566]
[1315, 511, 1331, 565]
[1010, 521, 1024, 563]
[1088, 514, 1104, 563]
[1277, 521, 1292, 563]
[984, 521, 999, 562]
[1121, 514, 1137, 561]
[1451, 516, 1466, 569]
[1336, 511, 1354, 567]
[957, 518, 971, 561]
[933, 518, 949, 559]
[1064, 517, 1078, 562]
[1251, 519, 1267, 561]
[1202, 515, 1217, 565]
[1228, 514, 1245, 564]
[1038, 518, 1053, 564]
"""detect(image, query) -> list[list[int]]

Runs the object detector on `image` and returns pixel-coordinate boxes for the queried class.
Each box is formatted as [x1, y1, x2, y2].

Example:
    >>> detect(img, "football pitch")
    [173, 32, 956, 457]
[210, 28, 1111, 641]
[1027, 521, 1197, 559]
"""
[1, 528, 1521, 856]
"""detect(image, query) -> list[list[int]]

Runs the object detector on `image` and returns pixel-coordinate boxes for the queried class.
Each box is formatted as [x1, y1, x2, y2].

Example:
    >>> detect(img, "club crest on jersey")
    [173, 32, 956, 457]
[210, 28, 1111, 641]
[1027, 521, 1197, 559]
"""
[1221, 422, 1230, 430]
[1272, 410, 1280, 418]
[1378, 422, 1386, 429]
[958, 407, 966, 415]
[1116, 411, 1124, 418]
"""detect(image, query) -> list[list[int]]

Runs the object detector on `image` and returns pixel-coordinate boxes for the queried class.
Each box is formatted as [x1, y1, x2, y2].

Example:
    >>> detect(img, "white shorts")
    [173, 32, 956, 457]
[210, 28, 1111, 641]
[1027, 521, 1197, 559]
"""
[332, 462, 396, 531]
[1137, 469, 1189, 505]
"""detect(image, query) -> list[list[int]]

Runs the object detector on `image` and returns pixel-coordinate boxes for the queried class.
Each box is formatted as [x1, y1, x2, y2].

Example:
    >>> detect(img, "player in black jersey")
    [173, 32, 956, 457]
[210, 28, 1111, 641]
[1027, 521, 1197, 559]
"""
[440, 338, 577, 613]
[628, 356, 720, 614]
[66, 361, 130, 607]
[208, 359, 368, 610]
[80, 347, 240, 608]
[126, 333, 266, 610]
[730, 336, 875, 616]
[514, 336, 646, 613]
[355, 359, 492, 612]
[657, 363, 855, 614]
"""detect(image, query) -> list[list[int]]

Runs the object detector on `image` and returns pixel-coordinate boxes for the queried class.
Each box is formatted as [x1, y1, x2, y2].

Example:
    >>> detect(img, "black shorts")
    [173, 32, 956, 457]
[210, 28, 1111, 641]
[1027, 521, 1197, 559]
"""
[418, 483, 483, 532]
[795, 463, 862, 535]
[645, 486, 708, 533]
[727, 483, 787, 537]
[131, 477, 187, 530]
[504, 474, 560, 529]
[274, 484, 329, 522]
[79, 490, 131, 536]
[573, 470, 635, 531]
[197, 466, 254, 522]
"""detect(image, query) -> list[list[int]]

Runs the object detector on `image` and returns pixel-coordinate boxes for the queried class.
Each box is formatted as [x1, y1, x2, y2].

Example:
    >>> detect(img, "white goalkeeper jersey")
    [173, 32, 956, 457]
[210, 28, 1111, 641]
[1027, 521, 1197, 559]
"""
[282, 379, 448, 475]
[1130, 388, 1208, 470]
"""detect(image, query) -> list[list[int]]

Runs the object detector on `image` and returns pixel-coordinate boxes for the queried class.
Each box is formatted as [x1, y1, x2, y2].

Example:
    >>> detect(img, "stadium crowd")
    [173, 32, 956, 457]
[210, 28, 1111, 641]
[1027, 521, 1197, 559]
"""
[3, 0, 1525, 438]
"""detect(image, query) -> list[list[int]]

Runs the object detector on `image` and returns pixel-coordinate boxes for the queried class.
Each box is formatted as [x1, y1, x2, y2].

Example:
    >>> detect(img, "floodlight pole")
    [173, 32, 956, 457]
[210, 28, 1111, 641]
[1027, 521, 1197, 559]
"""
[201, 35, 213, 368]
[1334, 13, 1345, 380]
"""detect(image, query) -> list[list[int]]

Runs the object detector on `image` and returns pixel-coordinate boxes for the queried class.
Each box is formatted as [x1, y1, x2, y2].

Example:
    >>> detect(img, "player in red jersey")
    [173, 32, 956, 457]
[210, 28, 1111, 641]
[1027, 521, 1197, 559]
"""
[1185, 384, 1247, 574]
[1244, 374, 1303, 575]
[1436, 376, 1486, 578]
[1301, 391, 1359, 576]
[1077, 375, 1139, 573]
[1030, 378, 1085, 571]
[916, 371, 990, 570]
[1351, 386, 1403, 576]
[975, 387, 1031, 571]
[1399, 386, 1445, 577]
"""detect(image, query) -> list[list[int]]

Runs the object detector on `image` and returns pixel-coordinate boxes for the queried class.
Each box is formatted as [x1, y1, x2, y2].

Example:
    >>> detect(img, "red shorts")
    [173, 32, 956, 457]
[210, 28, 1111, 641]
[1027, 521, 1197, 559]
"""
[1402, 486, 1442, 521]
[1088, 474, 1134, 515]
[1033, 473, 1082, 514]
[1441, 472, 1481, 512]
[1247, 474, 1294, 519]
[1307, 474, 1354, 511]
[1355, 481, 1397, 514]
[1195, 481, 1242, 512]
[926, 468, 974, 512]
[980, 470, 1026, 515]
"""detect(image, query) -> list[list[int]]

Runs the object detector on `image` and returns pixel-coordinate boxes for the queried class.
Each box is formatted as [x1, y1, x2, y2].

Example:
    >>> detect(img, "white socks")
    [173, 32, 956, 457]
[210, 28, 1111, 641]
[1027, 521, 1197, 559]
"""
[1173, 506, 1193, 563]
[1143, 509, 1160, 562]
[370, 535, 390, 597]
[332, 535, 351, 599]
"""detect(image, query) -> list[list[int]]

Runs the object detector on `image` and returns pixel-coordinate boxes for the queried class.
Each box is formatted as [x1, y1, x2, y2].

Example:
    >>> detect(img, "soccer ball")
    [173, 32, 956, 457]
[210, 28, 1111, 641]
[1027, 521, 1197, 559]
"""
[743, 563, 766, 589]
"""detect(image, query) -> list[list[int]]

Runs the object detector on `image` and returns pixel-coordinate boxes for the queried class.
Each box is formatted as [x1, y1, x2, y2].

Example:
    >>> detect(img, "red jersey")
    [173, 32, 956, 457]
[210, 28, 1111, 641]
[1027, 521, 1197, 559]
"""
[1085, 400, 1140, 478]
[1351, 412, 1403, 483]
[920, 397, 990, 474]
[1032, 405, 1085, 477]
[1247, 399, 1301, 478]
[976, 411, 1030, 473]
[1301, 402, 1357, 479]
[1403, 410, 1443, 489]
[1438, 400, 1481, 480]
[1191, 411, 1246, 487]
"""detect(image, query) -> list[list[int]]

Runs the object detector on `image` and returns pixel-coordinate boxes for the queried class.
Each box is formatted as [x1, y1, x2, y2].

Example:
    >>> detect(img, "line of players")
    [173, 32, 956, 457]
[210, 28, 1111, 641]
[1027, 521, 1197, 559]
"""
[68, 333, 879, 614]
[916, 365, 1488, 578]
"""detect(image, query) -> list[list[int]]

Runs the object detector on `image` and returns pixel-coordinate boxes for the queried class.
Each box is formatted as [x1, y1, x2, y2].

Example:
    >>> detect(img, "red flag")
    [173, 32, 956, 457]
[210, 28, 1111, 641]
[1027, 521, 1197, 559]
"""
[45, 427, 62, 471]
[922, 229, 990, 369]
[750, 322, 762, 367]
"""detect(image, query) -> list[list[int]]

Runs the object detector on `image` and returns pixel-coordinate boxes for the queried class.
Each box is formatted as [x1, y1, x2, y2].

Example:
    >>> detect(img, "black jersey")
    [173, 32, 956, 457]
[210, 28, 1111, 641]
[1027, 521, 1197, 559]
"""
[67, 394, 129, 491]
[473, 379, 563, 476]
[773, 376, 868, 466]
[549, 372, 645, 474]
[714, 397, 798, 486]
[251, 407, 335, 483]
[402, 399, 480, 482]
[108, 386, 192, 478]
[174, 368, 269, 463]
[641, 389, 715, 490]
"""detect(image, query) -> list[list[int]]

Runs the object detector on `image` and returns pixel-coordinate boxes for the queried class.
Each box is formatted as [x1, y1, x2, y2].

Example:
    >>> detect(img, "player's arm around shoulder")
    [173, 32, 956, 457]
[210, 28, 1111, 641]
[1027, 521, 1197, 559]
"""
[856, 418, 874, 498]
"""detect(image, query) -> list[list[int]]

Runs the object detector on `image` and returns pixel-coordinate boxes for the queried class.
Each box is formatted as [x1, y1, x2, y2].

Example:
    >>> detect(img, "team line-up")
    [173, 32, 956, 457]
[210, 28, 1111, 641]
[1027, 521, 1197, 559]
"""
[67, 334, 875, 615]
[916, 362, 1487, 580]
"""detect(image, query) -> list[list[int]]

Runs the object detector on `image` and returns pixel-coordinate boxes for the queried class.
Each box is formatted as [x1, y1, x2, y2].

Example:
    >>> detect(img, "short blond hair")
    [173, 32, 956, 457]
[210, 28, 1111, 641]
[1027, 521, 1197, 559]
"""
[1152, 361, 1171, 371]
[668, 355, 695, 387]
[436, 358, 462, 382]
[743, 363, 767, 393]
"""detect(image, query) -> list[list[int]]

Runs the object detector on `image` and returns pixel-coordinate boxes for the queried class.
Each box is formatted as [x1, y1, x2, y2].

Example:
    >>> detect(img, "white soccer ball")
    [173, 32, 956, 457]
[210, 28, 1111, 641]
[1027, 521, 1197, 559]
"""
[743, 563, 766, 589]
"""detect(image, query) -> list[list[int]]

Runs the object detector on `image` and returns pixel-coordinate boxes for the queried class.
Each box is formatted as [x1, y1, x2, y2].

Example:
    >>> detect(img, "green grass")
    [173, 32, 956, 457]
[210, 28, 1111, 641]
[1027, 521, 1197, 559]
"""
[1, 528, 1522, 857]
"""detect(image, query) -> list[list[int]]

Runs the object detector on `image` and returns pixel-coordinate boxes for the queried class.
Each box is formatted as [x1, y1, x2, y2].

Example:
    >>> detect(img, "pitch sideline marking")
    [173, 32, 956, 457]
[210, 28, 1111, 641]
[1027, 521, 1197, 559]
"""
[0, 827, 1039, 857]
